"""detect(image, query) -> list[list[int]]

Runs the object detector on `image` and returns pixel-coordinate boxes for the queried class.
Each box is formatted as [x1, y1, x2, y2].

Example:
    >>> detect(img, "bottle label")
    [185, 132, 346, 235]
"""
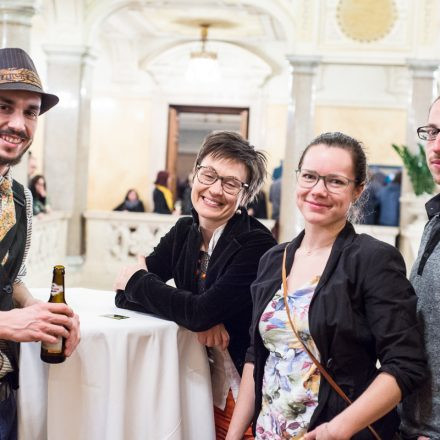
[50, 283, 64, 297]
[42, 336, 63, 354]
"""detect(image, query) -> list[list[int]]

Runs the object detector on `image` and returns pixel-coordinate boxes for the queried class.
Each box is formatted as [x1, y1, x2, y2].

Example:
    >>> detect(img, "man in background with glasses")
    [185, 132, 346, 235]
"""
[400, 97, 440, 440]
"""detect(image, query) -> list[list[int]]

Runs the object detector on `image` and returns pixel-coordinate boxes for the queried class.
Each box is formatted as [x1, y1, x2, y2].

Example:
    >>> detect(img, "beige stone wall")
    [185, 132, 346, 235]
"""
[315, 106, 406, 166]
[85, 100, 407, 211]
[87, 96, 152, 211]
[259, 103, 406, 174]
[263, 103, 288, 180]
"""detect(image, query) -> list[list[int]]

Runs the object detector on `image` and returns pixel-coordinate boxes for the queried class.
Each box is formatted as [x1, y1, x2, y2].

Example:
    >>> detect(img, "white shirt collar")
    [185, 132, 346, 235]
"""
[206, 224, 226, 256]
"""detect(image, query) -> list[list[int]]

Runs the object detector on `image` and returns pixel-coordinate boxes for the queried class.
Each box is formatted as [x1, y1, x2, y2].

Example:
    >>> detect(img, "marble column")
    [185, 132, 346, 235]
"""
[279, 55, 321, 243]
[43, 45, 95, 255]
[0, 0, 37, 184]
[0, 0, 36, 51]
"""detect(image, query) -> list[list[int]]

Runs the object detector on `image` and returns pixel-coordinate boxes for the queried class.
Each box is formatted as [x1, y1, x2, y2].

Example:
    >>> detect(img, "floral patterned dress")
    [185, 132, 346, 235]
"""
[256, 277, 321, 440]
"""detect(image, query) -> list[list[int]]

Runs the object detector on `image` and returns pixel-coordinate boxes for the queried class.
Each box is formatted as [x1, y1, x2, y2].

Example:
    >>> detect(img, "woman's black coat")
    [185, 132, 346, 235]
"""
[246, 222, 427, 439]
[115, 209, 276, 374]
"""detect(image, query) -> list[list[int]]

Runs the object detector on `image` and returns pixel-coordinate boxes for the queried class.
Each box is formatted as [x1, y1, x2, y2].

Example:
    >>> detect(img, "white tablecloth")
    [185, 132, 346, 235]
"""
[17, 288, 215, 440]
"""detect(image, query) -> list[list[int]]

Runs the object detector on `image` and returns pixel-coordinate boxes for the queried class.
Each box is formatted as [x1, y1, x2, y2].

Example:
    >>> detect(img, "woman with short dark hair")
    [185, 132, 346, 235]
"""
[115, 131, 277, 438]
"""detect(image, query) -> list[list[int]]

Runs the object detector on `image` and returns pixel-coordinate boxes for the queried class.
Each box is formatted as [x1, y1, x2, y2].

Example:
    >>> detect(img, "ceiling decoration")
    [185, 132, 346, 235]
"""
[336, 0, 397, 42]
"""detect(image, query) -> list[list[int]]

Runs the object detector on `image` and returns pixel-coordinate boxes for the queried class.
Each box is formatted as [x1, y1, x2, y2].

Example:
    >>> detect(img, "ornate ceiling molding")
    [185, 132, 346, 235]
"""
[336, 0, 397, 43]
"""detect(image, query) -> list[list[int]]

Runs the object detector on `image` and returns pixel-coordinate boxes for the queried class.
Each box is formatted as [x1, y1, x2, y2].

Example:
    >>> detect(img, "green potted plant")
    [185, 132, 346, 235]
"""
[391, 143, 435, 196]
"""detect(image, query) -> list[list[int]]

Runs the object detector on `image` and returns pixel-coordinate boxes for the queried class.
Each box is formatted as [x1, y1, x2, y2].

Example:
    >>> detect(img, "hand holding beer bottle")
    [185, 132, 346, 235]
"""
[40, 265, 68, 364]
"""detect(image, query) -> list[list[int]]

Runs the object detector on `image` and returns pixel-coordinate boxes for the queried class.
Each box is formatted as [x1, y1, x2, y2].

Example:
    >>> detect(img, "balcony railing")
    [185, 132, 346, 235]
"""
[23, 210, 410, 290]
[24, 211, 70, 287]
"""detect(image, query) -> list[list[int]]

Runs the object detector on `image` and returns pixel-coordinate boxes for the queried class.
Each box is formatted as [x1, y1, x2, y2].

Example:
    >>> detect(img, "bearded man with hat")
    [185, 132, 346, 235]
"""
[0, 48, 80, 439]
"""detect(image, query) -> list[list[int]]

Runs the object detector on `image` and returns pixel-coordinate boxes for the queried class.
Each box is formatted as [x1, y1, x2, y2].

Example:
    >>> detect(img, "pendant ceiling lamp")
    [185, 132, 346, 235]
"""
[186, 24, 220, 82]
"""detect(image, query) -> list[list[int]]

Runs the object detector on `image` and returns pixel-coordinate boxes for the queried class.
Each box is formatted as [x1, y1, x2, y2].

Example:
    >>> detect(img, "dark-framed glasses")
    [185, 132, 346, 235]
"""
[195, 165, 249, 196]
[296, 169, 356, 194]
[417, 125, 440, 141]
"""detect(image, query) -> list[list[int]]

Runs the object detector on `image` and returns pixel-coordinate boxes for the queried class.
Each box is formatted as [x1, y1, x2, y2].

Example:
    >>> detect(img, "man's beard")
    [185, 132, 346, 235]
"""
[0, 129, 32, 167]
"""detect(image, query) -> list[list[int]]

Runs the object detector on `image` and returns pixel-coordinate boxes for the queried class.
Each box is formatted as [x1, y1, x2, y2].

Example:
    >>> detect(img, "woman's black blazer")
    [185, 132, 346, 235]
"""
[246, 222, 427, 439]
[115, 209, 276, 374]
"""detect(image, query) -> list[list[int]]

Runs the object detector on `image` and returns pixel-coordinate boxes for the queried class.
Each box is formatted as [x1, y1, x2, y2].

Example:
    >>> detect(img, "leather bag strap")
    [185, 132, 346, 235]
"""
[281, 247, 381, 440]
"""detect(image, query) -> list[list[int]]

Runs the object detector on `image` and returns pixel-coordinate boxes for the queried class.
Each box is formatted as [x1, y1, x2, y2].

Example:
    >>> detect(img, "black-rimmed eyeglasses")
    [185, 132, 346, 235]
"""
[417, 125, 440, 141]
[195, 165, 249, 196]
[296, 169, 357, 194]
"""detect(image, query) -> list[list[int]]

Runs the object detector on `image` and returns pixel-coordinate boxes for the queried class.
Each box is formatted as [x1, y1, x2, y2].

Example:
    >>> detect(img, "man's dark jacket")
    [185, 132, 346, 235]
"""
[0, 181, 27, 389]
[246, 222, 427, 439]
[115, 209, 276, 374]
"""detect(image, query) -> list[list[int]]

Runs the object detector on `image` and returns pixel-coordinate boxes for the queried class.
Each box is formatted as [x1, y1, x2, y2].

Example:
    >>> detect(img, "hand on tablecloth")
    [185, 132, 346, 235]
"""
[197, 323, 230, 351]
[113, 255, 148, 291]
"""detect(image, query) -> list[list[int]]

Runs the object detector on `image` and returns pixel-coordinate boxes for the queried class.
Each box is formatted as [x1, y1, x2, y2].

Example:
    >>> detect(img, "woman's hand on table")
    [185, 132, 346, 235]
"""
[197, 323, 230, 350]
[113, 255, 148, 291]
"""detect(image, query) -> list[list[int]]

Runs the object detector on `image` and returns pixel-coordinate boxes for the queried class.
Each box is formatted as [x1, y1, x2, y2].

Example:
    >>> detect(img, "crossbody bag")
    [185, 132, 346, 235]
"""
[281, 247, 381, 440]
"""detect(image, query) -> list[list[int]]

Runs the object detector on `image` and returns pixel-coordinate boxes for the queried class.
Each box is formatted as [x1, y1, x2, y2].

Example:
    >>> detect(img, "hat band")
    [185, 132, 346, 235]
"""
[0, 68, 42, 89]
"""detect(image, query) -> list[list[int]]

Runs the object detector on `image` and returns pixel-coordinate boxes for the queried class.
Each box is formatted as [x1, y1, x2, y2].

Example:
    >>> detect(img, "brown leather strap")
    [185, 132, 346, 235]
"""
[281, 247, 381, 440]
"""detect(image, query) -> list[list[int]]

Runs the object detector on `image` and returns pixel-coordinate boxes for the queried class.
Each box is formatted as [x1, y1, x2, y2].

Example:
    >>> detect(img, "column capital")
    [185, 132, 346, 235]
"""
[406, 58, 440, 79]
[286, 55, 322, 74]
[43, 45, 97, 64]
[0, 0, 36, 25]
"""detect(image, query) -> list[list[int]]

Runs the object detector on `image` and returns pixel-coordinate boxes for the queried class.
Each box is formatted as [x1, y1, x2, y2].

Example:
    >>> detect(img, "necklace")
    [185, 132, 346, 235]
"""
[300, 241, 334, 256]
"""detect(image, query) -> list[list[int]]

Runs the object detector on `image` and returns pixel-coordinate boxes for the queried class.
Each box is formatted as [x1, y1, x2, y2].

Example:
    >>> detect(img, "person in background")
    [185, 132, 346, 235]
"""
[269, 176, 281, 221]
[181, 172, 194, 215]
[27, 151, 37, 184]
[358, 170, 382, 225]
[153, 170, 173, 214]
[247, 190, 268, 219]
[114, 189, 145, 213]
[0, 47, 80, 439]
[400, 97, 440, 440]
[377, 172, 401, 227]
[269, 177, 281, 240]
[114, 131, 277, 439]
[226, 132, 426, 440]
[28, 174, 50, 216]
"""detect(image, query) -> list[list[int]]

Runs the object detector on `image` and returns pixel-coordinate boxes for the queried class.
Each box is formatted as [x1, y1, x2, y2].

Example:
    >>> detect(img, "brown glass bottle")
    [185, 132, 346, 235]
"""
[40, 265, 67, 364]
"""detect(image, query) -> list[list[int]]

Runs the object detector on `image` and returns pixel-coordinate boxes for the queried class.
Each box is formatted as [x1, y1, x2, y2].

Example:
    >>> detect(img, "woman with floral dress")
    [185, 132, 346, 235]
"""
[226, 132, 427, 440]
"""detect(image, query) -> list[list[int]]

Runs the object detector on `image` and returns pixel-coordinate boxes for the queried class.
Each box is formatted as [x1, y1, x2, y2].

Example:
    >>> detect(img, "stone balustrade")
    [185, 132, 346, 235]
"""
[24, 211, 70, 288]
[23, 210, 416, 290]
[81, 211, 275, 290]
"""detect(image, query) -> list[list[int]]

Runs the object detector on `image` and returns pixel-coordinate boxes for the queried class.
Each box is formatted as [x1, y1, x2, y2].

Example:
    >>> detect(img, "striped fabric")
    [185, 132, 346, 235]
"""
[0, 170, 33, 378]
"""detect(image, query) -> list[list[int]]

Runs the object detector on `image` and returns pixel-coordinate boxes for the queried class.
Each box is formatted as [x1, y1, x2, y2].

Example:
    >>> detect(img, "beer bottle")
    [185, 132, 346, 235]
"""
[40, 265, 67, 364]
